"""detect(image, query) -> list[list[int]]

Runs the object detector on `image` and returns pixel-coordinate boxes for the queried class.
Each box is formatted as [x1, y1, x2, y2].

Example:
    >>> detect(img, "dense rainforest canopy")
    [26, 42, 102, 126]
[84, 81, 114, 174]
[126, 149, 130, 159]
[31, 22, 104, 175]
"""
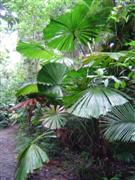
[0, 0, 135, 180]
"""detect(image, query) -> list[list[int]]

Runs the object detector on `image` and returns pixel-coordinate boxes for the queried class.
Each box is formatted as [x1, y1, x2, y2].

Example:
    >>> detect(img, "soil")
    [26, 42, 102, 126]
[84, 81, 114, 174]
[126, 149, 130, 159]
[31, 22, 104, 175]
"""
[0, 126, 17, 180]
[29, 150, 81, 180]
[0, 127, 80, 180]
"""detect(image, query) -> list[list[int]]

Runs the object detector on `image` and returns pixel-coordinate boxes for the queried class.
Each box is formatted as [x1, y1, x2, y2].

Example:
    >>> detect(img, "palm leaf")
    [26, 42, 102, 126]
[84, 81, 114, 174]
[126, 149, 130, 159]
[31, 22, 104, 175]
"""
[16, 83, 38, 97]
[103, 103, 135, 142]
[83, 52, 127, 67]
[16, 41, 59, 61]
[37, 84, 63, 99]
[37, 63, 67, 98]
[44, 1, 112, 52]
[15, 143, 49, 180]
[44, 4, 96, 51]
[69, 86, 128, 118]
[42, 105, 67, 130]
[37, 63, 67, 85]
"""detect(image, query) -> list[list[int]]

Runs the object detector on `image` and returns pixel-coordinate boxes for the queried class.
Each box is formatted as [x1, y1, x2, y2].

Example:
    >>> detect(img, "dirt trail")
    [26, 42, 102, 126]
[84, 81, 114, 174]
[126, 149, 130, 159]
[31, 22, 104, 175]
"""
[0, 127, 17, 180]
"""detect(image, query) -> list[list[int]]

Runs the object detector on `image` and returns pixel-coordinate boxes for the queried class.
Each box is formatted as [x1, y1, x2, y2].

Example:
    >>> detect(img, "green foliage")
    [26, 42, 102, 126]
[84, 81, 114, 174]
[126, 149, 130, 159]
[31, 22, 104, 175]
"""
[44, 0, 112, 51]
[37, 63, 67, 98]
[16, 63, 68, 98]
[16, 143, 49, 180]
[104, 2, 135, 51]
[16, 41, 59, 61]
[83, 51, 135, 92]
[69, 86, 128, 118]
[12, 1, 135, 179]
[104, 103, 135, 142]
[15, 131, 56, 180]
[38, 63, 67, 85]
[128, 41, 135, 47]
[44, 4, 96, 51]
[0, 107, 10, 129]
[0, 51, 25, 104]
[41, 105, 67, 130]
[5, 0, 76, 38]
[16, 83, 38, 97]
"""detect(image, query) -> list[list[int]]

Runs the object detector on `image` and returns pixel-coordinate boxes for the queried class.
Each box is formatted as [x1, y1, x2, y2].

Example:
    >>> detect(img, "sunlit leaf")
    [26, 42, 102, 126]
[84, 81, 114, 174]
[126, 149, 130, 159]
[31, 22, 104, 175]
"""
[44, 4, 97, 51]
[16, 83, 38, 97]
[128, 41, 135, 47]
[16, 41, 59, 61]
[69, 86, 128, 118]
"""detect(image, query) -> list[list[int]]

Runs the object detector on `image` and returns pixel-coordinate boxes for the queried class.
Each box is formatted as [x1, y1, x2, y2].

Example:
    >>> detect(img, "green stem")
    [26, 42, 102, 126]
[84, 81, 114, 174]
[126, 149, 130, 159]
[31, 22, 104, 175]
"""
[31, 131, 55, 144]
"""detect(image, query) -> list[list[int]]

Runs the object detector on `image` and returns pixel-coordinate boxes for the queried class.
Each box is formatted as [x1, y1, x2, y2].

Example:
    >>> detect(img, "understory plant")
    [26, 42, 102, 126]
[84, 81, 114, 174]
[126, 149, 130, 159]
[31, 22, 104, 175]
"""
[14, 0, 135, 179]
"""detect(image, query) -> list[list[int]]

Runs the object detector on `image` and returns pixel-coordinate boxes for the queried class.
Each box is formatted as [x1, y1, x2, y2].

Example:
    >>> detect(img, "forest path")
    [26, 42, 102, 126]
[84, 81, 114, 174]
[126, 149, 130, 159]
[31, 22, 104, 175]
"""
[0, 126, 17, 180]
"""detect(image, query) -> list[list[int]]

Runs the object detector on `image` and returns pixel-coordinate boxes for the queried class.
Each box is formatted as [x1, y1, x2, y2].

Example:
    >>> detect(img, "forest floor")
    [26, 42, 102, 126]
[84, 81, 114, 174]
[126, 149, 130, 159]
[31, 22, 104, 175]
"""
[0, 126, 17, 180]
[0, 126, 80, 180]
[29, 149, 80, 180]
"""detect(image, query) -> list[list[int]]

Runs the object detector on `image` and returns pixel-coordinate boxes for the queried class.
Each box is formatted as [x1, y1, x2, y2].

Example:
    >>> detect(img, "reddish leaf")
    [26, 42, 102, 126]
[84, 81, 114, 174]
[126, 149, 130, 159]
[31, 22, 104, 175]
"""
[10, 98, 37, 111]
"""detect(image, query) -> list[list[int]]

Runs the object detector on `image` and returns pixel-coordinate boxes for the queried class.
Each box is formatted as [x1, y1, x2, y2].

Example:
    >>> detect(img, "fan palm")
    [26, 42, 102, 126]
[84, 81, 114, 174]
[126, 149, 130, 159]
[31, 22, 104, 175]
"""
[16, 143, 49, 180]
[15, 131, 55, 180]
[69, 86, 128, 118]
[16, 41, 60, 62]
[41, 105, 68, 130]
[16, 63, 68, 98]
[43, 0, 112, 51]
[37, 62, 68, 98]
[16, 83, 38, 97]
[103, 103, 135, 142]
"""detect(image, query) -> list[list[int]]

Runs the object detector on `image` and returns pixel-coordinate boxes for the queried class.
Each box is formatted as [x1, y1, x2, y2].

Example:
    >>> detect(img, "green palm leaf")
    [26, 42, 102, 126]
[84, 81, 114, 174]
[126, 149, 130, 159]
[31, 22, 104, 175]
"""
[37, 63, 67, 98]
[42, 105, 67, 130]
[44, 1, 112, 52]
[16, 41, 59, 61]
[69, 87, 128, 118]
[103, 103, 135, 142]
[16, 83, 38, 97]
[37, 63, 67, 85]
[44, 4, 96, 51]
[16, 143, 49, 180]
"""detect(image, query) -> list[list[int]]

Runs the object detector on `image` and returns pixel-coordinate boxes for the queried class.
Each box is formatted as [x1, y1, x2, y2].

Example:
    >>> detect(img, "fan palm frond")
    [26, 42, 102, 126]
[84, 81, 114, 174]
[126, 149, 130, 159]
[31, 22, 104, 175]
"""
[16, 41, 59, 61]
[104, 103, 135, 142]
[37, 63, 67, 85]
[15, 143, 49, 180]
[69, 86, 128, 118]
[44, 0, 112, 52]
[16, 83, 38, 97]
[37, 63, 68, 98]
[42, 105, 67, 130]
